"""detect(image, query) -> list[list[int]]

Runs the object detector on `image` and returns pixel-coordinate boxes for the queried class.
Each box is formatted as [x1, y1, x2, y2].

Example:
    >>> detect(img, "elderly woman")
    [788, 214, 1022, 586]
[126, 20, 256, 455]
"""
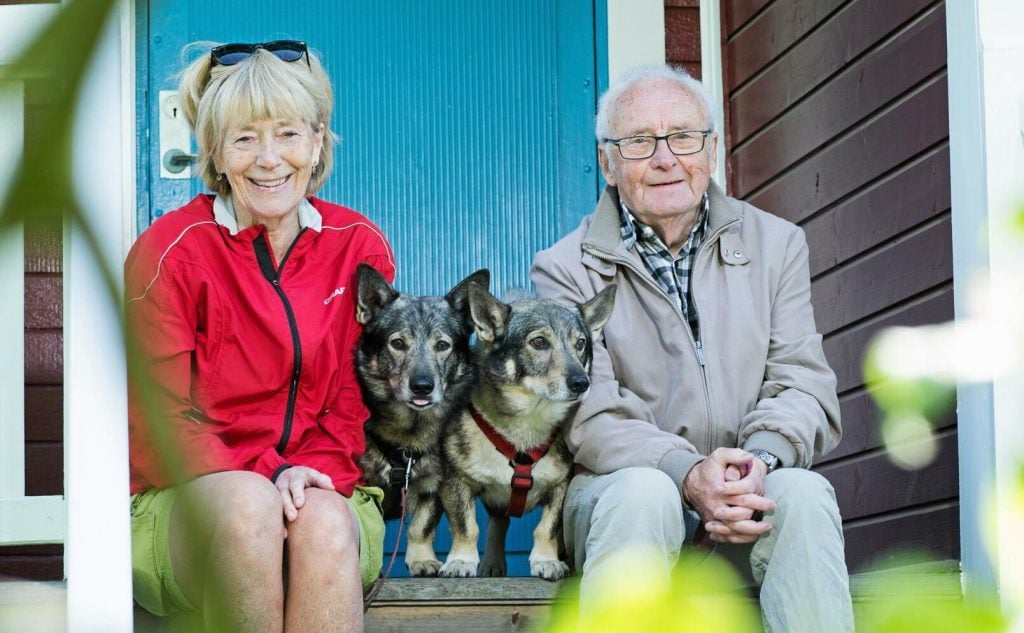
[126, 41, 394, 632]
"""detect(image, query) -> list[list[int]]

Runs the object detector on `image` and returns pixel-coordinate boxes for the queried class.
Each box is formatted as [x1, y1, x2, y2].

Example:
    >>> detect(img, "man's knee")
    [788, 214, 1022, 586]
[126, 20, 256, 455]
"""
[574, 467, 683, 542]
[765, 468, 840, 524]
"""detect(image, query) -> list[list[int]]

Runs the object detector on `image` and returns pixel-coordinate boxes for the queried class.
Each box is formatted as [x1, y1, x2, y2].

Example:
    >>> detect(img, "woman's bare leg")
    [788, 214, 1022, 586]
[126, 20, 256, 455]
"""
[169, 471, 286, 632]
[284, 487, 363, 632]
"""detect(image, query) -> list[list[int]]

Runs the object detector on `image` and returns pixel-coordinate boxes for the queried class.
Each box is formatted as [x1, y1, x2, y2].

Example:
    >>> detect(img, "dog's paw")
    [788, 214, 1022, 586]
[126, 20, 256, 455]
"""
[407, 559, 442, 577]
[479, 557, 507, 578]
[439, 558, 479, 578]
[530, 559, 570, 581]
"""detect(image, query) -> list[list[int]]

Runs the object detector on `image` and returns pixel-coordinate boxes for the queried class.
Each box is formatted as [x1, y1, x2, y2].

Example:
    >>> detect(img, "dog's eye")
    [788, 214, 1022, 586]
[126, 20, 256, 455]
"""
[529, 336, 550, 350]
[576, 338, 587, 352]
[389, 338, 407, 351]
[435, 340, 451, 352]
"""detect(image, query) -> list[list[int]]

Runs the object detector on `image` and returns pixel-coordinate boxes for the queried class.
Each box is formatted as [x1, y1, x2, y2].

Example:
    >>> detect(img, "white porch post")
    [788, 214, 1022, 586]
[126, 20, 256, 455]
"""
[605, 0, 665, 83]
[947, 0, 1024, 605]
[699, 0, 726, 190]
[64, 0, 134, 630]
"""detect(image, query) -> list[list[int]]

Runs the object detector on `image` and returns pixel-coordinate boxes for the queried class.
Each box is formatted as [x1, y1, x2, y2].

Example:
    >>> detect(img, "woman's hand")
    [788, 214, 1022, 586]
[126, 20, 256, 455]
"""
[274, 466, 336, 522]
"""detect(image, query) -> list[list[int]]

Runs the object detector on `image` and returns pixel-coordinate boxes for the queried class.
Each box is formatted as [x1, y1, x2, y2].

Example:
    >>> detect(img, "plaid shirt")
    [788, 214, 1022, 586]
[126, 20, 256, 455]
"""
[620, 194, 709, 339]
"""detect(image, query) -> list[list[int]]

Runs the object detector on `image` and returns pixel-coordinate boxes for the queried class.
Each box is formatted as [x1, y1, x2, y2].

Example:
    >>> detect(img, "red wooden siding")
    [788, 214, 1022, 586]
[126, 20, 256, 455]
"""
[665, 0, 702, 78]
[0, 79, 65, 581]
[718, 0, 956, 571]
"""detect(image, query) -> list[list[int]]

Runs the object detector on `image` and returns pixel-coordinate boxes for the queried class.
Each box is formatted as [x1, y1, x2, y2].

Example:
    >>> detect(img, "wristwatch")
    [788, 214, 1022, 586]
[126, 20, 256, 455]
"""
[749, 449, 779, 474]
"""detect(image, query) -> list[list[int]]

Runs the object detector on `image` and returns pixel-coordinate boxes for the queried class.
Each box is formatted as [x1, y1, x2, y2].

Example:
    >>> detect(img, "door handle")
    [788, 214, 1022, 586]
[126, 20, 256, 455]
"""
[162, 149, 197, 174]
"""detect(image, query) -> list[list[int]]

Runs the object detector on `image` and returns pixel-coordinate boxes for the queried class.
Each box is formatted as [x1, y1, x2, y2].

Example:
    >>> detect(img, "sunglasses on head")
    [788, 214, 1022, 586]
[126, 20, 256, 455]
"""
[210, 40, 310, 69]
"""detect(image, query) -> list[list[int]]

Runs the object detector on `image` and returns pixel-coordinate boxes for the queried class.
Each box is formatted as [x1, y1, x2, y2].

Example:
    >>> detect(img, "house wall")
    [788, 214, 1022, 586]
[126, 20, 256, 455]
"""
[716, 0, 957, 571]
[665, 0, 701, 78]
[0, 76, 65, 581]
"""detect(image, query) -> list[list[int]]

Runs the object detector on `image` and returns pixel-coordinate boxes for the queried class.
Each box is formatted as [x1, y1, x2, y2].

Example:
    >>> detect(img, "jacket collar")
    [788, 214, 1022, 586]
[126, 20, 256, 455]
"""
[582, 180, 748, 269]
[213, 194, 323, 235]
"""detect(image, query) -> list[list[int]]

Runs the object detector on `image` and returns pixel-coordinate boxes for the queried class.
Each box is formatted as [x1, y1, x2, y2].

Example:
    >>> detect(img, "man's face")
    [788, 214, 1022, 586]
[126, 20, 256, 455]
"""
[599, 79, 717, 227]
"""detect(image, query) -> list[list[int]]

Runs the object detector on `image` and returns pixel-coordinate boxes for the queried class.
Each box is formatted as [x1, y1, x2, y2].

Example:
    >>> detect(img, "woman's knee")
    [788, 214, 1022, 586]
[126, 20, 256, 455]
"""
[287, 489, 359, 556]
[179, 471, 285, 542]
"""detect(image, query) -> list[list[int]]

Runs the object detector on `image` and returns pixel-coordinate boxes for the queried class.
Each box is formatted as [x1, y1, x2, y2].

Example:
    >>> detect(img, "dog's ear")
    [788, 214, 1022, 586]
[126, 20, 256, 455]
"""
[579, 285, 616, 337]
[355, 263, 400, 325]
[445, 269, 491, 317]
[467, 282, 510, 343]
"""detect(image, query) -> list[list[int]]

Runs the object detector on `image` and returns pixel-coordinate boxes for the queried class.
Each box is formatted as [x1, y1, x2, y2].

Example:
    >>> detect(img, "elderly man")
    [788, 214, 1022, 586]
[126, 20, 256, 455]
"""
[531, 64, 854, 631]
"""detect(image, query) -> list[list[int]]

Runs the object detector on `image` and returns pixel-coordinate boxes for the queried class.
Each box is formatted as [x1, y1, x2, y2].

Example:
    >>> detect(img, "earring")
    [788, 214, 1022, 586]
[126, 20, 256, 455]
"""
[216, 173, 224, 181]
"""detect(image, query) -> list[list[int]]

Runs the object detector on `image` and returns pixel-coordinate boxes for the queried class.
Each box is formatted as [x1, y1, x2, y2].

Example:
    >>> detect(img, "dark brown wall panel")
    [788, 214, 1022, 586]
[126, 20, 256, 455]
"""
[819, 428, 958, 521]
[0, 545, 64, 581]
[731, 5, 947, 197]
[747, 75, 949, 220]
[665, 0, 702, 79]
[823, 286, 953, 394]
[25, 444, 62, 496]
[723, 0, 772, 34]
[812, 217, 952, 335]
[25, 330, 62, 384]
[25, 274, 62, 328]
[826, 389, 956, 464]
[666, 7, 701, 62]
[723, 0, 956, 565]
[804, 146, 951, 278]
[726, 0, 846, 90]
[729, 0, 933, 143]
[25, 385, 63, 442]
[843, 502, 960, 572]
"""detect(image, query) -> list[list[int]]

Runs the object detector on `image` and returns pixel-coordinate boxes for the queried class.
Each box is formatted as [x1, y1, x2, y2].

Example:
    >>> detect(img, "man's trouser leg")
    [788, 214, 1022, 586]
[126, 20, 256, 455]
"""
[563, 467, 684, 610]
[750, 468, 854, 633]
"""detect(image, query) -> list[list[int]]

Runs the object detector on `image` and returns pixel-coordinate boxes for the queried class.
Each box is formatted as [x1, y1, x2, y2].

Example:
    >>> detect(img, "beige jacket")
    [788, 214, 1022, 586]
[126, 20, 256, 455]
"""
[530, 182, 841, 489]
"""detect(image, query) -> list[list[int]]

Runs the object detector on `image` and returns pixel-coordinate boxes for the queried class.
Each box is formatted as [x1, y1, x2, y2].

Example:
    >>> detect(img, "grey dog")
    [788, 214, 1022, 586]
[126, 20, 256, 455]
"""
[355, 264, 488, 577]
[439, 283, 616, 580]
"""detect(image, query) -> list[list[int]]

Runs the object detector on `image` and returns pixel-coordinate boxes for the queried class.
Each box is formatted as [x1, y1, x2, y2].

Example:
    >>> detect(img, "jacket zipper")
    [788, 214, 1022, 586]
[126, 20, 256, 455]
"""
[585, 218, 737, 456]
[253, 230, 306, 455]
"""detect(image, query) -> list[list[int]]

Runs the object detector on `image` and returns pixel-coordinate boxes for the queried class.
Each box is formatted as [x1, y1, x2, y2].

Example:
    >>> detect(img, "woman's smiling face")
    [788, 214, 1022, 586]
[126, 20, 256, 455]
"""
[218, 117, 324, 226]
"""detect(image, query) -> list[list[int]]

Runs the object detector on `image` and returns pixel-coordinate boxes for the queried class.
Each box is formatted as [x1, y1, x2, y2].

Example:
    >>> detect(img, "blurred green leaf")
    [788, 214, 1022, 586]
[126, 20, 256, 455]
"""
[544, 550, 759, 633]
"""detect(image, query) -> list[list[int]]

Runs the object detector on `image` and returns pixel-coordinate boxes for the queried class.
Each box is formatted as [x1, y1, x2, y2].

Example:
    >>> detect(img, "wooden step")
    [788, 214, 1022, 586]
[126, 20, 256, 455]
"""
[366, 577, 563, 633]
[1, 560, 963, 632]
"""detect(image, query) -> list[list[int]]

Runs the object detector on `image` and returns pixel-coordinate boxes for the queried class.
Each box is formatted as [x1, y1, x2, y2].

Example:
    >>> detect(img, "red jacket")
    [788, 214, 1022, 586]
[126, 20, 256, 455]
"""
[125, 194, 395, 495]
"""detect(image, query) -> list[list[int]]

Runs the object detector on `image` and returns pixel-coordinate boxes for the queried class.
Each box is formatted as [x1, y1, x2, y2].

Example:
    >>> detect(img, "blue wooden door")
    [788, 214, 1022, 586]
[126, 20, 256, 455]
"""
[139, 0, 601, 577]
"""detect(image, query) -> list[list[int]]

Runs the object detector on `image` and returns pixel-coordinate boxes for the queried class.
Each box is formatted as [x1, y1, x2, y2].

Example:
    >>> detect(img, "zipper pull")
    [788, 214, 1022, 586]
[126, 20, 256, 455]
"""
[695, 340, 706, 366]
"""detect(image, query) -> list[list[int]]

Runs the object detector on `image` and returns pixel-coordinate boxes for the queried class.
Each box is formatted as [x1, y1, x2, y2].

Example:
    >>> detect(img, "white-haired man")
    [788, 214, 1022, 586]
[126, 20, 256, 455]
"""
[531, 64, 854, 631]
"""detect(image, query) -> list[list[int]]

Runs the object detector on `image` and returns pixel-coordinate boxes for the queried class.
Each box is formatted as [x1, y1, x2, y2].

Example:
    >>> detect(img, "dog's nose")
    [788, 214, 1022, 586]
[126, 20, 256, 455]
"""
[410, 377, 434, 396]
[567, 374, 590, 395]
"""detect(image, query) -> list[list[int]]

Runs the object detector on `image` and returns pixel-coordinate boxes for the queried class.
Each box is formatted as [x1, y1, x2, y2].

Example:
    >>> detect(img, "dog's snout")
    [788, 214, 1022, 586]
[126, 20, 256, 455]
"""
[410, 376, 435, 396]
[567, 374, 590, 395]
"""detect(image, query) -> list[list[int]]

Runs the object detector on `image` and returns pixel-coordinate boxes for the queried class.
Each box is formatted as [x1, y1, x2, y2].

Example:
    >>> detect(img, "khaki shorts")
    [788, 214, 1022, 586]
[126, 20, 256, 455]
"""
[131, 484, 385, 616]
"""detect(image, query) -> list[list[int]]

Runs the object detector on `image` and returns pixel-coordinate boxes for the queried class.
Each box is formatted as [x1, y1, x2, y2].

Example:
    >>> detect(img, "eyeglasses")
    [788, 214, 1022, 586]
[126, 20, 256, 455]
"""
[210, 40, 310, 69]
[604, 130, 711, 160]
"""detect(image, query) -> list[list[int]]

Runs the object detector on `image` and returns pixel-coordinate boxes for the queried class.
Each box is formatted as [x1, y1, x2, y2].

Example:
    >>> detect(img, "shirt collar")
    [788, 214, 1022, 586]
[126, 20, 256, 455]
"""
[213, 194, 323, 235]
[618, 193, 710, 252]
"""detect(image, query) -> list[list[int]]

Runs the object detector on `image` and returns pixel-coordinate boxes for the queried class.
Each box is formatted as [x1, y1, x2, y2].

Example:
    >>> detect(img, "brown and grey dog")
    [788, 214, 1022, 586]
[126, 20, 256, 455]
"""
[355, 264, 488, 576]
[438, 283, 616, 580]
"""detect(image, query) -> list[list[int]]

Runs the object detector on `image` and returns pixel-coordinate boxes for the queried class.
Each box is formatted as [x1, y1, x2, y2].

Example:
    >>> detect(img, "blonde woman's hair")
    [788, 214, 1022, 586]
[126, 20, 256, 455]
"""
[177, 42, 335, 196]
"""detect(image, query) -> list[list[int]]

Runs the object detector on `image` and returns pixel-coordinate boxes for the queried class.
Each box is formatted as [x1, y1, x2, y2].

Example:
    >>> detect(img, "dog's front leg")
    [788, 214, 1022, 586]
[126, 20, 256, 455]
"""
[438, 477, 480, 577]
[480, 511, 509, 577]
[404, 492, 443, 577]
[529, 480, 570, 581]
